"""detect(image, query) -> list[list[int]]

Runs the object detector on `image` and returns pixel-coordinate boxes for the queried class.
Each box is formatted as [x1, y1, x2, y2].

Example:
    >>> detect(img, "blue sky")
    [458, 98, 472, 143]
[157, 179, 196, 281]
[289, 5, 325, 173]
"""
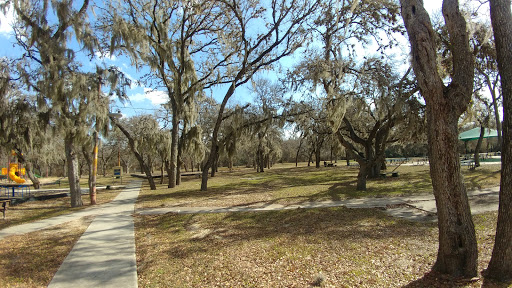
[0, 2, 260, 118]
[0, 0, 466, 119]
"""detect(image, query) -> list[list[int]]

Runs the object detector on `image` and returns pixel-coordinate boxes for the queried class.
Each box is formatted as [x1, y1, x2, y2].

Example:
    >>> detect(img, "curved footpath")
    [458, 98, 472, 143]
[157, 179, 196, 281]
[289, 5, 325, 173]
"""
[0, 182, 501, 287]
[138, 186, 500, 223]
[1, 181, 142, 288]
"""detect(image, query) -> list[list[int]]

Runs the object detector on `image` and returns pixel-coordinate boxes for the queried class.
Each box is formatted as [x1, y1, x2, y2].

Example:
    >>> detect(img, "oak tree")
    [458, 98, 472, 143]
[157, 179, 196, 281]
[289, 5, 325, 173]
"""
[400, 0, 478, 278]
[486, 0, 512, 281]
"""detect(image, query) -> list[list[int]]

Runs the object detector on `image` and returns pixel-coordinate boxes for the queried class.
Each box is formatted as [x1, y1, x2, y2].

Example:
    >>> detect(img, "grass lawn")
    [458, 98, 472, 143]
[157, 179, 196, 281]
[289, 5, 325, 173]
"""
[135, 209, 502, 287]
[136, 163, 501, 209]
[133, 163, 505, 287]
[0, 163, 506, 287]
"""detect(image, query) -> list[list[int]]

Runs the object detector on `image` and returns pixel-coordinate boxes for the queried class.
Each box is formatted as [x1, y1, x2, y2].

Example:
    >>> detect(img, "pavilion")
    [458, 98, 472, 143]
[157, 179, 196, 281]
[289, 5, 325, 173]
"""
[458, 127, 499, 155]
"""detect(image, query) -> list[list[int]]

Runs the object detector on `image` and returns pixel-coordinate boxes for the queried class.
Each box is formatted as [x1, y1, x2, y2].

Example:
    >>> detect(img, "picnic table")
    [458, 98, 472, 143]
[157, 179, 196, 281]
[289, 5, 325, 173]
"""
[323, 161, 336, 167]
[1, 199, 10, 219]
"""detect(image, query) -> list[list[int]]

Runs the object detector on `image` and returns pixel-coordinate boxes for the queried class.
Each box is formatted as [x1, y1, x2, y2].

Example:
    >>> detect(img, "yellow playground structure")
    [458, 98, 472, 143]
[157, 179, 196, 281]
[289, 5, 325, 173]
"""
[2, 163, 26, 184]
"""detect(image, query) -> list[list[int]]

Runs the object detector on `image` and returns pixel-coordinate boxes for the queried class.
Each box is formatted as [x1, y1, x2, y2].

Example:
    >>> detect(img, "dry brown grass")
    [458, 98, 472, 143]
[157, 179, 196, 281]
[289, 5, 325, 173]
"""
[134, 163, 506, 287]
[0, 186, 122, 230]
[0, 164, 505, 287]
[136, 163, 501, 210]
[135, 209, 506, 287]
[0, 216, 93, 288]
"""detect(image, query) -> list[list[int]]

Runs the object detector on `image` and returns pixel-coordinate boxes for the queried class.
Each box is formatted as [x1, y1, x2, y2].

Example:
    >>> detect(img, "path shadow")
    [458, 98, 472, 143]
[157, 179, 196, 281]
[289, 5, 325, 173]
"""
[481, 278, 512, 288]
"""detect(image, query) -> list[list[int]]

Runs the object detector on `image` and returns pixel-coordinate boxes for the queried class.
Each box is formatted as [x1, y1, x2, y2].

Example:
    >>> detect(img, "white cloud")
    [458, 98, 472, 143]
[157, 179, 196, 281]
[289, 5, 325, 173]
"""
[130, 88, 168, 106]
[95, 51, 117, 61]
[0, 6, 14, 35]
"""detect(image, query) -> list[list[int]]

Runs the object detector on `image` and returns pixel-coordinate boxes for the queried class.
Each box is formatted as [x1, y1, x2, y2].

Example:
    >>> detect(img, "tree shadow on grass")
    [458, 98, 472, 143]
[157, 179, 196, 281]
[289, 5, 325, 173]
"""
[481, 278, 512, 288]
[464, 167, 501, 190]
[403, 271, 512, 288]
[139, 207, 437, 260]
[137, 180, 261, 203]
[320, 181, 357, 201]
[403, 271, 482, 288]
[138, 168, 354, 206]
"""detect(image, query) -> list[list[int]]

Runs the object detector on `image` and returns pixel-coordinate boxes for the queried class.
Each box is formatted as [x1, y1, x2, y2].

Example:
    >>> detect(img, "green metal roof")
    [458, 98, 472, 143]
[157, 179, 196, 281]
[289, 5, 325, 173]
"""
[458, 127, 498, 141]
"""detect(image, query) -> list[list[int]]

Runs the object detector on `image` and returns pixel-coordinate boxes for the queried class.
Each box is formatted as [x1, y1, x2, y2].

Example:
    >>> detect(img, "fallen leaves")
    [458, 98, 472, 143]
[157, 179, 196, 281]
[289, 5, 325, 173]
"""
[0, 217, 93, 287]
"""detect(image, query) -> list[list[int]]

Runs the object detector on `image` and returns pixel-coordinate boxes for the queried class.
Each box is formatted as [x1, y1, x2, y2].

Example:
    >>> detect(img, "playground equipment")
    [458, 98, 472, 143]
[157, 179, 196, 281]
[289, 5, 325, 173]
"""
[9, 163, 25, 183]
[1, 164, 30, 198]
[2, 163, 26, 183]
[1, 152, 30, 198]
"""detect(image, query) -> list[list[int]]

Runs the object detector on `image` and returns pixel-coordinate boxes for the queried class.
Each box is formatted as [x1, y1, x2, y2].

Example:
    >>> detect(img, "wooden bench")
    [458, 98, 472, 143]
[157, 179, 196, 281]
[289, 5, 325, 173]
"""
[461, 159, 475, 169]
[52, 178, 64, 186]
[1, 200, 10, 219]
[380, 172, 400, 178]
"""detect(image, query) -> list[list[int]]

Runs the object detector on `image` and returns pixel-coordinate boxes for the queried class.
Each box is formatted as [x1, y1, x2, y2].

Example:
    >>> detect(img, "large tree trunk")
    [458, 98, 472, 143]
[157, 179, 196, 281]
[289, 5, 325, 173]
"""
[368, 161, 381, 178]
[401, 0, 478, 278]
[65, 135, 82, 208]
[258, 146, 264, 172]
[111, 116, 156, 190]
[14, 148, 40, 189]
[486, 0, 512, 280]
[201, 154, 212, 190]
[474, 126, 485, 167]
[82, 145, 94, 204]
[176, 156, 182, 186]
[364, 143, 379, 178]
[211, 146, 220, 177]
[141, 161, 156, 190]
[25, 166, 40, 189]
[315, 140, 322, 168]
[169, 114, 179, 188]
[160, 164, 165, 185]
[428, 114, 477, 276]
[356, 163, 367, 191]
[295, 133, 304, 167]
[164, 160, 171, 184]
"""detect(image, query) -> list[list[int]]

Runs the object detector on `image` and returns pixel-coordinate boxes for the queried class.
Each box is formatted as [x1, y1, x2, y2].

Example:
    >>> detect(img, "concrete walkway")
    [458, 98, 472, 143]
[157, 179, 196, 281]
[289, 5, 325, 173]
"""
[47, 181, 141, 288]
[0, 184, 132, 240]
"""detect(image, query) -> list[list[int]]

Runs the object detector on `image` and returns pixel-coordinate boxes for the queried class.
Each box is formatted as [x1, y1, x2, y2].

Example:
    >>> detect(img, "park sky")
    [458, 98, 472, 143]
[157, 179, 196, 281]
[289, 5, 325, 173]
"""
[0, 0, 459, 119]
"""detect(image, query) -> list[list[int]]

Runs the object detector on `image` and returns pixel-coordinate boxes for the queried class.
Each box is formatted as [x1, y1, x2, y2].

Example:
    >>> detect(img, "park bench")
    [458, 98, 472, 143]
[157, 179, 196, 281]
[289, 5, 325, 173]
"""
[323, 162, 337, 167]
[41, 177, 65, 187]
[461, 159, 475, 169]
[379, 172, 400, 178]
[1, 199, 10, 219]
[53, 178, 65, 186]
